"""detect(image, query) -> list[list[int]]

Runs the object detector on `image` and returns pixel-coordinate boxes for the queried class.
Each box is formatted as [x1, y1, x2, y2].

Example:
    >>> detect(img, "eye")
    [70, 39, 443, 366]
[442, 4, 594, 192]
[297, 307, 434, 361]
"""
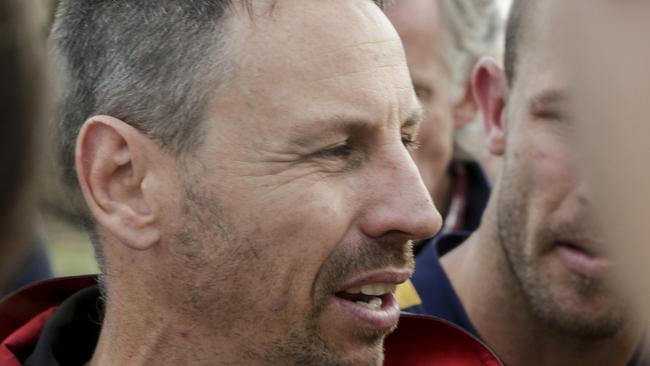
[535, 109, 565, 122]
[402, 135, 420, 151]
[317, 142, 353, 159]
[310, 141, 364, 170]
[530, 99, 569, 124]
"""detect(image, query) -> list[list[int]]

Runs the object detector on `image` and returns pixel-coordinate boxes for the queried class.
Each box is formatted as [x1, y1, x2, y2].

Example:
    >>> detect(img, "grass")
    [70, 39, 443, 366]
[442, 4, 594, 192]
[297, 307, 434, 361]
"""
[43, 214, 99, 276]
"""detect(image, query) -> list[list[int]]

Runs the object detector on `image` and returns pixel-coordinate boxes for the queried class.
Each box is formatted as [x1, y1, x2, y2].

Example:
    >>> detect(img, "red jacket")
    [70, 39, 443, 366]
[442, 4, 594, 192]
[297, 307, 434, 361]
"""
[0, 276, 502, 366]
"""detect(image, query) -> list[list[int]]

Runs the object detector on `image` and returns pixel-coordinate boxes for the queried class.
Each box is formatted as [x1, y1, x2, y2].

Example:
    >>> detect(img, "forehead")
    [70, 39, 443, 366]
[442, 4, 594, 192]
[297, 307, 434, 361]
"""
[219, 0, 414, 124]
[385, 0, 444, 46]
[233, 0, 408, 79]
[385, 0, 447, 66]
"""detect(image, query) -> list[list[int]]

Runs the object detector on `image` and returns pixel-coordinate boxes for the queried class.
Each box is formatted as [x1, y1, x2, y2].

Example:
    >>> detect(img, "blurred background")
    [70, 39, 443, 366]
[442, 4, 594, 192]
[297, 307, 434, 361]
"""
[497, 0, 510, 17]
[36, 0, 96, 277]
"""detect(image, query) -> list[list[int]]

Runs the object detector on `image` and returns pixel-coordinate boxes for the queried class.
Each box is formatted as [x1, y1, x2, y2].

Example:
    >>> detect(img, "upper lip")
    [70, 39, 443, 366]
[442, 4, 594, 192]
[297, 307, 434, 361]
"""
[556, 237, 606, 257]
[336, 269, 412, 292]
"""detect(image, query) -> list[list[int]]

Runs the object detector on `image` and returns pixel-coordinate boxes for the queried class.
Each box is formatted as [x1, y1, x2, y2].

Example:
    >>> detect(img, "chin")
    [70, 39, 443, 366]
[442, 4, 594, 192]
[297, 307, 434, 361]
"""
[318, 329, 386, 366]
[337, 342, 385, 366]
[531, 278, 626, 338]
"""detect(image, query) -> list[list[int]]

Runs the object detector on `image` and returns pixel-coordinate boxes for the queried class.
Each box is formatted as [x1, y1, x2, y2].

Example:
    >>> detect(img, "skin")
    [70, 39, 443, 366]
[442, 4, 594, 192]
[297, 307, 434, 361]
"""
[573, 0, 650, 337]
[441, 1, 641, 365]
[385, 0, 478, 218]
[76, 1, 440, 365]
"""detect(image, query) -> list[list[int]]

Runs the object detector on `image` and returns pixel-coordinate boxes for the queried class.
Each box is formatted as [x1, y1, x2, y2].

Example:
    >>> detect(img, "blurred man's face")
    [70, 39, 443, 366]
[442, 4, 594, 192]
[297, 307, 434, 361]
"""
[385, 0, 454, 202]
[496, 1, 629, 338]
[573, 1, 650, 322]
[158, 1, 440, 365]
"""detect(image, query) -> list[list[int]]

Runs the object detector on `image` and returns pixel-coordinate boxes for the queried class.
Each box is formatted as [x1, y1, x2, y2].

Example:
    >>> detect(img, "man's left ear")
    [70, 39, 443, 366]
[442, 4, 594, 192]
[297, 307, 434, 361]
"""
[453, 79, 480, 130]
[76, 116, 169, 251]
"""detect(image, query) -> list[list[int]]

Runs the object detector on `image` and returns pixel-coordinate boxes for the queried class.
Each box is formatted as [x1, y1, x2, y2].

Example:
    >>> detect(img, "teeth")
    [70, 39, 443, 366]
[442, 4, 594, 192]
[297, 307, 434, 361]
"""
[356, 298, 383, 310]
[359, 283, 395, 296]
[346, 286, 361, 294]
[343, 283, 396, 296]
[368, 297, 382, 309]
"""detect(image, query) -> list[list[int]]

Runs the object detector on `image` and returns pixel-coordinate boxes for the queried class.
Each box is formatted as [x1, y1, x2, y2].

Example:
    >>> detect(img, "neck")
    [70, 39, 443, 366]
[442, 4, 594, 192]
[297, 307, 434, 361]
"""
[88, 284, 259, 366]
[442, 190, 641, 366]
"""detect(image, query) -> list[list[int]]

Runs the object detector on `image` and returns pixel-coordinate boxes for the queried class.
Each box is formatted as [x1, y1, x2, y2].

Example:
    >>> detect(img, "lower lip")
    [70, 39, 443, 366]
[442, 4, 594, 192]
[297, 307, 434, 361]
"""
[332, 293, 401, 332]
[556, 244, 612, 278]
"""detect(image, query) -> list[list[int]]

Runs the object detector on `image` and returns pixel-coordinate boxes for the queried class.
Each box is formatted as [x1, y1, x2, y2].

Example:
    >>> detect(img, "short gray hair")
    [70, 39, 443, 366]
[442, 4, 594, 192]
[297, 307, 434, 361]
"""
[50, 0, 384, 272]
[51, 1, 243, 195]
[441, 0, 502, 102]
[52, 0, 385, 195]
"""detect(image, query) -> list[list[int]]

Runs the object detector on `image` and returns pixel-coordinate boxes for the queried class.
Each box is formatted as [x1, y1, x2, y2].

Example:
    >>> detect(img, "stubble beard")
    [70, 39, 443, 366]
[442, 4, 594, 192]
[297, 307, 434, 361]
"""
[173, 180, 407, 366]
[272, 238, 414, 366]
[495, 166, 626, 340]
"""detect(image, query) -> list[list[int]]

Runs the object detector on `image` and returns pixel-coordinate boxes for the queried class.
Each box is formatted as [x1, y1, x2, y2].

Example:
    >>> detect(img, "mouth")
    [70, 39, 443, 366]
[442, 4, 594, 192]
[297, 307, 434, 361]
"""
[332, 272, 410, 332]
[555, 240, 612, 279]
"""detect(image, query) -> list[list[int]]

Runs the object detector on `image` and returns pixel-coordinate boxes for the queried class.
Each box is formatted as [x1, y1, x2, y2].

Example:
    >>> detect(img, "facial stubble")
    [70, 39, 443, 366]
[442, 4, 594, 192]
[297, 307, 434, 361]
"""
[174, 178, 412, 365]
[495, 155, 626, 340]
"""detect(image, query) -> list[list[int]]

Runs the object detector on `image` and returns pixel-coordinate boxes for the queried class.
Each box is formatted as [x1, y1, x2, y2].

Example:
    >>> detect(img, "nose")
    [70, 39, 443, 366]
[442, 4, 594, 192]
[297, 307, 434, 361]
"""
[574, 166, 594, 207]
[358, 142, 442, 242]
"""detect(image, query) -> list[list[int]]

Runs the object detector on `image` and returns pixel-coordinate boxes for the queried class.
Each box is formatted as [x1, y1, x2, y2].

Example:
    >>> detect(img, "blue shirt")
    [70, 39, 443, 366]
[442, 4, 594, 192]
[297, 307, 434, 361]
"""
[404, 232, 479, 337]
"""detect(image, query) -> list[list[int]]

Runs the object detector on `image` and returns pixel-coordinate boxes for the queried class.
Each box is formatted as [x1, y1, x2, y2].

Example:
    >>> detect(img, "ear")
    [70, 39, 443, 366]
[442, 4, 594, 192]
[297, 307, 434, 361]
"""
[452, 79, 479, 130]
[472, 57, 508, 156]
[76, 116, 162, 250]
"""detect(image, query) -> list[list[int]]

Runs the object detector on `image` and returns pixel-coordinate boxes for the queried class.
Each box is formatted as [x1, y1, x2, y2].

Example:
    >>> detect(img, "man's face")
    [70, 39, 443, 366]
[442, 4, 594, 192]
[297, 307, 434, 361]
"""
[159, 1, 440, 365]
[385, 0, 455, 201]
[573, 1, 650, 323]
[496, 1, 629, 338]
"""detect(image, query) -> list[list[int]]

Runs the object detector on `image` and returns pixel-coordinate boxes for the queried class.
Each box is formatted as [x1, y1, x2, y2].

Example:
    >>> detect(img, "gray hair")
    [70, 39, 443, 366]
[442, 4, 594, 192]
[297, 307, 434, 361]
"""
[50, 0, 243, 275]
[439, 0, 503, 161]
[52, 0, 385, 195]
[50, 0, 384, 273]
[51, 1, 241, 195]
[441, 0, 502, 101]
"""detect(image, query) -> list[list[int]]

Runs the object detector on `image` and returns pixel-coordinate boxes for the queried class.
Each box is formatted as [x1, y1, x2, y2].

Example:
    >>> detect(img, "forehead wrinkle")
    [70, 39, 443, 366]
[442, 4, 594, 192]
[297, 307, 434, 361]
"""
[221, 0, 414, 135]
[233, 0, 402, 69]
[311, 62, 404, 84]
[292, 36, 406, 81]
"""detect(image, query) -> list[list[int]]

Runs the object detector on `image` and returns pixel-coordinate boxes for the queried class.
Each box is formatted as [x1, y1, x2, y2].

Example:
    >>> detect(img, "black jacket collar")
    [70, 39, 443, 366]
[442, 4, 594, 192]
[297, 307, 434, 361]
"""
[24, 286, 102, 366]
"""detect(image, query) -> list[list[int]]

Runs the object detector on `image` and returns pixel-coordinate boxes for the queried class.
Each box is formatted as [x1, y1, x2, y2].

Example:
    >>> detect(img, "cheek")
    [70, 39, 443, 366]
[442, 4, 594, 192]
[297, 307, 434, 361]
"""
[504, 136, 577, 251]
[512, 134, 575, 209]
[236, 181, 354, 278]
[412, 111, 454, 191]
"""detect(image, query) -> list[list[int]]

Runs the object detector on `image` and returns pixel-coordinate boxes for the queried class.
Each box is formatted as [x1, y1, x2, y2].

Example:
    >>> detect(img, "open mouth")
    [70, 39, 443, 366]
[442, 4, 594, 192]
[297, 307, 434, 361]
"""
[335, 283, 396, 311]
[331, 280, 404, 331]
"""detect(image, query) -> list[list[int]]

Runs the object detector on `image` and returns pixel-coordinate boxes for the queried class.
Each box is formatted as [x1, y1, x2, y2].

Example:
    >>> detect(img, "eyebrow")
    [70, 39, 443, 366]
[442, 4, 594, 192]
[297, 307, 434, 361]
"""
[290, 107, 425, 149]
[289, 117, 371, 149]
[402, 107, 424, 131]
[529, 89, 568, 111]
